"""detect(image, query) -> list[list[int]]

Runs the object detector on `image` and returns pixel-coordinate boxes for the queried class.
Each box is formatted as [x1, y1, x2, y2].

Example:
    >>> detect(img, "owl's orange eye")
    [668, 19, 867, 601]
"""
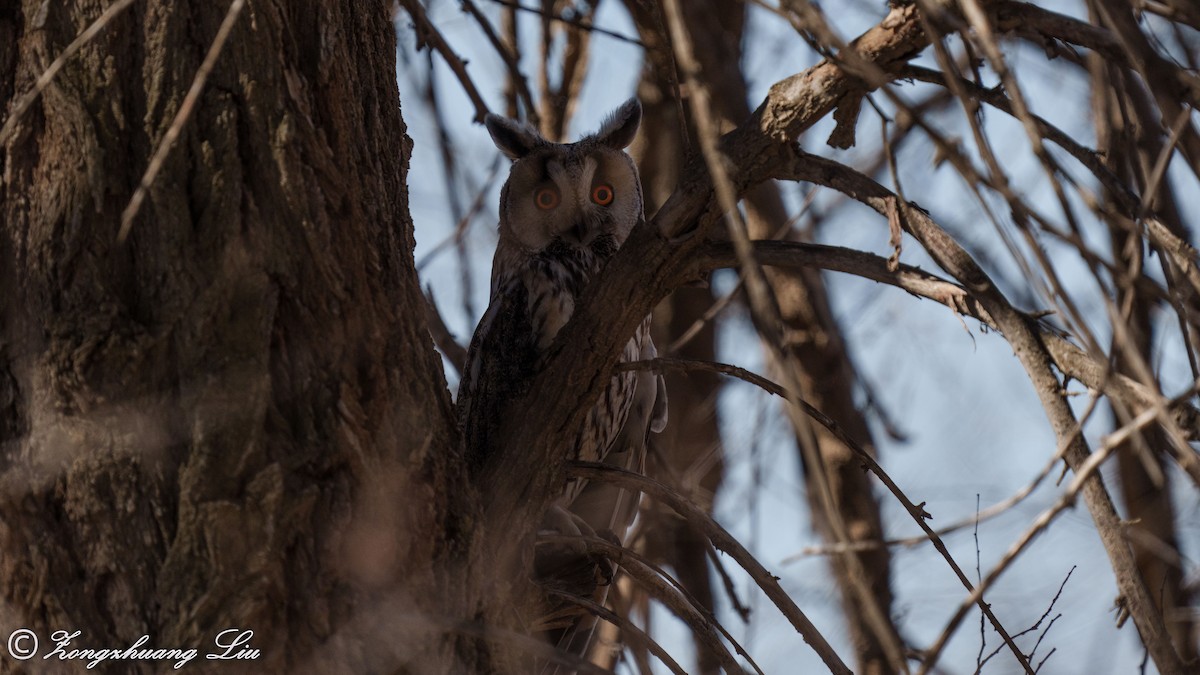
[534, 187, 560, 210]
[591, 184, 615, 206]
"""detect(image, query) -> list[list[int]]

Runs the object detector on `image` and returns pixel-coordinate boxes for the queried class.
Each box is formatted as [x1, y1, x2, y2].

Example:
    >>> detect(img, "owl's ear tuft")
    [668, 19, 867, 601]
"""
[595, 98, 641, 150]
[486, 114, 544, 160]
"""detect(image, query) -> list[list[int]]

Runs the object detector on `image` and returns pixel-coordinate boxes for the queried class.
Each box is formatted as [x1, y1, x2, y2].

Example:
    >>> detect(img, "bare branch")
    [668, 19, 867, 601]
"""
[566, 461, 852, 675]
[486, 0, 645, 46]
[919, 401, 1177, 673]
[662, 0, 911, 668]
[615, 356, 1035, 672]
[464, 4, 1200, 671]
[398, 0, 492, 123]
[459, 0, 539, 127]
[688, 236, 1200, 446]
[892, 154, 1187, 675]
[423, 287, 468, 376]
[781, 444, 1066, 559]
[0, 0, 138, 146]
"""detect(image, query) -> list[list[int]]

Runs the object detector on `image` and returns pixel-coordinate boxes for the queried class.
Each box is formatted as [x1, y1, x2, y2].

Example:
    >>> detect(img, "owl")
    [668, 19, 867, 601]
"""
[458, 97, 665, 490]
[456, 98, 667, 663]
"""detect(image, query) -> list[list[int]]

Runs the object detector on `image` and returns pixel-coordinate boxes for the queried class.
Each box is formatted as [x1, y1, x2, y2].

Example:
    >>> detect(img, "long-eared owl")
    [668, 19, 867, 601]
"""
[457, 97, 666, 524]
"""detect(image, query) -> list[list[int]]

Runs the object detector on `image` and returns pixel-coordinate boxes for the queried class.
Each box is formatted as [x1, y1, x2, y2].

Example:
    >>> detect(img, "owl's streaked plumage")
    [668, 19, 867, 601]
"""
[459, 98, 665, 486]
[456, 99, 666, 666]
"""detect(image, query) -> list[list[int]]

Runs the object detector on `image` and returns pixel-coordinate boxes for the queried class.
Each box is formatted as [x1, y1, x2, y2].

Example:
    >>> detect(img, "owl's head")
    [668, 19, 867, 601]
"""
[486, 99, 643, 254]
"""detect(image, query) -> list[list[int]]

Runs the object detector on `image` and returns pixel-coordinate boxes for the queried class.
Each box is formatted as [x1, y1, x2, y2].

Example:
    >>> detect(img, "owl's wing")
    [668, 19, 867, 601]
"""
[567, 328, 664, 537]
[538, 325, 666, 670]
[463, 276, 668, 670]
[457, 276, 540, 471]
[649, 339, 668, 434]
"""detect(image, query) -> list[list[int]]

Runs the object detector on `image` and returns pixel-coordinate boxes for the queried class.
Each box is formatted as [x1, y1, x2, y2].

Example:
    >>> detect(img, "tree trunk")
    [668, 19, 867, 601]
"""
[0, 2, 468, 672]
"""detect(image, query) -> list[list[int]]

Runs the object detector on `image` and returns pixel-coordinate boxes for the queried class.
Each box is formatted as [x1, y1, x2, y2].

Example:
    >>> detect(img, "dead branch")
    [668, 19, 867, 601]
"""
[459, 0, 540, 126]
[919, 401, 1177, 673]
[615, 355, 1035, 672]
[540, 589, 688, 675]
[762, 151, 1200, 469]
[566, 461, 852, 674]
[398, 0, 492, 123]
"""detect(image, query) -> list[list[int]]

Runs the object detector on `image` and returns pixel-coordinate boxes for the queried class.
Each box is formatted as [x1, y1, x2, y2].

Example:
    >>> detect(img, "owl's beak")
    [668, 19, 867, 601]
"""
[569, 221, 588, 244]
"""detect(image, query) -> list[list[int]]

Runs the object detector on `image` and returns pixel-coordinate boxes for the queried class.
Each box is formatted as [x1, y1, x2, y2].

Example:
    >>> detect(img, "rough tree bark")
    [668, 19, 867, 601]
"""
[0, 2, 469, 672]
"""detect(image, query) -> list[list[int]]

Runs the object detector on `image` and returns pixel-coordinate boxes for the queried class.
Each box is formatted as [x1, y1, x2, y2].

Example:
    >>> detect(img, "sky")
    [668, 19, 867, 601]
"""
[395, 1, 1200, 673]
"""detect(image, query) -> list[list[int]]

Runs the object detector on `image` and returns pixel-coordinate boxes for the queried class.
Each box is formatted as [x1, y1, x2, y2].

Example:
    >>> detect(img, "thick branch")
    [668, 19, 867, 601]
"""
[910, 204, 1184, 674]
[691, 238, 1200, 446]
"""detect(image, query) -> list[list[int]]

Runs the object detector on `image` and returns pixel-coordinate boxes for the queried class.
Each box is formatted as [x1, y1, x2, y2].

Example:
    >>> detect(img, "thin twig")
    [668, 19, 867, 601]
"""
[979, 566, 1074, 670]
[662, 279, 740, 356]
[705, 539, 751, 624]
[398, 0, 491, 124]
[423, 286, 468, 376]
[486, 0, 645, 46]
[1140, 107, 1193, 213]
[415, 158, 502, 271]
[779, 416, 1072, 559]
[620, 357, 786, 400]
[0, 0, 139, 146]
[919, 401, 1171, 673]
[459, 0, 539, 126]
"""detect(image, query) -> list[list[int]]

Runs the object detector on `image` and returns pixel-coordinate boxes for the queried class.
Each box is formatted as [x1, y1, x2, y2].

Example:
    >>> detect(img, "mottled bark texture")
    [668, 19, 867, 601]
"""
[0, 2, 468, 673]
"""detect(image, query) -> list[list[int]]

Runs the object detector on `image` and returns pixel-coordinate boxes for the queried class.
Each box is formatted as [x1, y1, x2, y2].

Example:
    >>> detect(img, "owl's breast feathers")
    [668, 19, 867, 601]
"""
[458, 234, 642, 476]
[458, 276, 541, 472]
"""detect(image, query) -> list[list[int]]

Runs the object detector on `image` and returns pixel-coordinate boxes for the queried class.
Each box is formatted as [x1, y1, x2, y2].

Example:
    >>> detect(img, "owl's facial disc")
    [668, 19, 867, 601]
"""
[539, 155, 600, 245]
[498, 139, 640, 254]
